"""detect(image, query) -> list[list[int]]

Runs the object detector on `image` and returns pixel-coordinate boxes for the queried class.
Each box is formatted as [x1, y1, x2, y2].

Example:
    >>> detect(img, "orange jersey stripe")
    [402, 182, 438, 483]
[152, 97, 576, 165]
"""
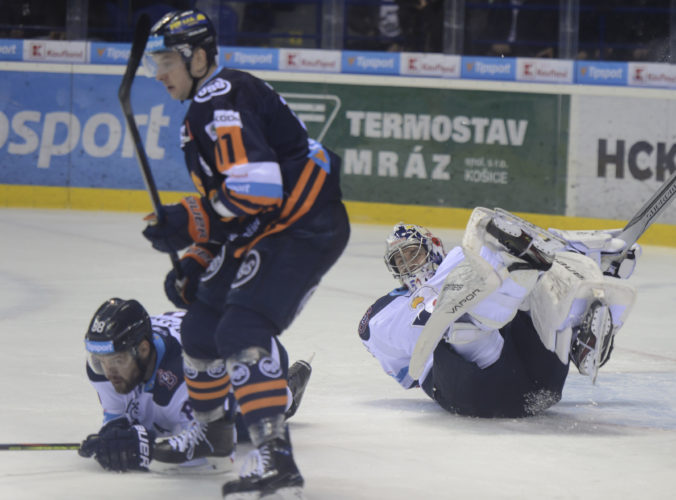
[187, 385, 232, 401]
[233, 165, 327, 259]
[186, 375, 230, 389]
[228, 190, 282, 208]
[280, 159, 315, 220]
[234, 379, 287, 399]
[239, 396, 288, 415]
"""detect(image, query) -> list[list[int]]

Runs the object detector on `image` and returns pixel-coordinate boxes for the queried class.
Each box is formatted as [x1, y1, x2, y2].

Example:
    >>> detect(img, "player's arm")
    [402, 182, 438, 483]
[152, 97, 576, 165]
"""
[79, 364, 154, 472]
[358, 291, 423, 389]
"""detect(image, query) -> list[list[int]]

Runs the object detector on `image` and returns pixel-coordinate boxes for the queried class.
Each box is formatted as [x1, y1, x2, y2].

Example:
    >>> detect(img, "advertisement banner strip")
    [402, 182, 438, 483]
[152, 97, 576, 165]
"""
[2, 184, 674, 247]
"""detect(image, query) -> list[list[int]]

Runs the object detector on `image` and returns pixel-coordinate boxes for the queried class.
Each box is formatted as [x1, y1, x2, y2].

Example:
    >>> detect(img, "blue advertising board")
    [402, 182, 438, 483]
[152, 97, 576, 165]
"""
[0, 69, 192, 191]
[575, 61, 627, 86]
[460, 56, 516, 81]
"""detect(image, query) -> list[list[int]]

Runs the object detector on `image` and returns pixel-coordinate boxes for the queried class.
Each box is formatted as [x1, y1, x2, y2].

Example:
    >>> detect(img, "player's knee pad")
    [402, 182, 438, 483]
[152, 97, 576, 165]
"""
[528, 251, 636, 364]
[182, 353, 232, 422]
[225, 346, 288, 446]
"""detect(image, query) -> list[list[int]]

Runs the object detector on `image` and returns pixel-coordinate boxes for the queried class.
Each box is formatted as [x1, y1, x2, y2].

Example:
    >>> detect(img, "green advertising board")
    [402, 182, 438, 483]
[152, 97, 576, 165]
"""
[271, 80, 569, 215]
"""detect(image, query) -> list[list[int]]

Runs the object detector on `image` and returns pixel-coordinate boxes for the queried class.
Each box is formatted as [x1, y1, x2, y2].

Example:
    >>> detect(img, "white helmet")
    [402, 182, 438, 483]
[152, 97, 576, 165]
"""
[384, 222, 445, 292]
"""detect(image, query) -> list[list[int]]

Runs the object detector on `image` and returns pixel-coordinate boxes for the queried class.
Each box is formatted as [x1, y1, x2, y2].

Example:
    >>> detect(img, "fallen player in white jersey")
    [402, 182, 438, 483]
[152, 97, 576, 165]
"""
[79, 298, 312, 472]
[359, 208, 640, 417]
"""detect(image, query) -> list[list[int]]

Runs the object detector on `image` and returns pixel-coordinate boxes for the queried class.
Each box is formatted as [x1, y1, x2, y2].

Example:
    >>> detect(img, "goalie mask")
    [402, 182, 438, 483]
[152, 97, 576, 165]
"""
[85, 298, 153, 394]
[384, 223, 445, 292]
[144, 9, 218, 97]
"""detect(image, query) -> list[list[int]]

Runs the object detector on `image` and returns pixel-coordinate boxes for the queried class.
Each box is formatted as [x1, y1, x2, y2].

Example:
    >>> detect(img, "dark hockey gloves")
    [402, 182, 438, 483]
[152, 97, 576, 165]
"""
[142, 196, 210, 253]
[164, 244, 216, 308]
[79, 418, 155, 472]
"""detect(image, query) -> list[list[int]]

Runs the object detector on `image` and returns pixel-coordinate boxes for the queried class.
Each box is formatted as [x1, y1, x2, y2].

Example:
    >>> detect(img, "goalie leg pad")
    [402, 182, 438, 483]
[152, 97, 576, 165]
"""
[529, 251, 636, 364]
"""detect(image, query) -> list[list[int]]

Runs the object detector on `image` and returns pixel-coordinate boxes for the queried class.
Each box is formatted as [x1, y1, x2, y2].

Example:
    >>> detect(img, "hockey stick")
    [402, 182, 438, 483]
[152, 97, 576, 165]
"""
[0, 443, 80, 451]
[605, 168, 676, 275]
[118, 14, 182, 279]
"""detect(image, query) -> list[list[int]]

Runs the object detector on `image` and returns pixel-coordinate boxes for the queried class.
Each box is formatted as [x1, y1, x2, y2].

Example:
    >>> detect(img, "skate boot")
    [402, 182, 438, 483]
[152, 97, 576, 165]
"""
[222, 437, 304, 499]
[285, 359, 313, 420]
[570, 299, 614, 383]
[485, 210, 558, 272]
[154, 416, 235, 466]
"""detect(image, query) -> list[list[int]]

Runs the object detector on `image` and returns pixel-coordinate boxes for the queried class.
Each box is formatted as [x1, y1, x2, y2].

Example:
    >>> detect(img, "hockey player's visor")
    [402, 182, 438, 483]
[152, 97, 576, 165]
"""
[87, 351, 136, 376]
[143, 50, 183, 77]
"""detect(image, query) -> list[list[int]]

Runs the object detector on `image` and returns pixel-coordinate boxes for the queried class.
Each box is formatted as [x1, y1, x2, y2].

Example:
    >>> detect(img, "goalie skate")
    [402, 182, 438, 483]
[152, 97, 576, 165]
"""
[570, 298, 614, 384]
[489, 208, 565, 269]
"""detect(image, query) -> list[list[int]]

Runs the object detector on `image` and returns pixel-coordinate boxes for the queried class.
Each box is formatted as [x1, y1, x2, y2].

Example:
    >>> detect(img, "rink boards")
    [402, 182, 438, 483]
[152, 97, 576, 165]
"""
[0, 62, 674, 246]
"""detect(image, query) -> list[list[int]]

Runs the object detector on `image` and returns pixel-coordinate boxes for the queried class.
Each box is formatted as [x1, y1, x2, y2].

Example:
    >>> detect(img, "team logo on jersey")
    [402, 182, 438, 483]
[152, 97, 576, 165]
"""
[201, 246, 226, 282]
[232, 250, 261, 288]
[358, 307, 372, 340]
[126, 400, 141, 421]
[194, 78, 232, 103]
[183, 363, 199, 379]
[259, 356, 282, 378]
[229, 362, 250, 386]
[157, 369, 178, 390]
[206, 360, 227, 378]
[410, 296, 424, 309]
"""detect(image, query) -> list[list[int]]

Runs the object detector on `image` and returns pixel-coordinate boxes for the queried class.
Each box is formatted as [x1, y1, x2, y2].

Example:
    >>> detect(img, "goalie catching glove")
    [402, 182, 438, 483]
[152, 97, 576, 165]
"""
[79, 418, 155, 472]
[142, 196, 211, 253]
[164, 244, 217, 308]
[547, 228, 641, 279]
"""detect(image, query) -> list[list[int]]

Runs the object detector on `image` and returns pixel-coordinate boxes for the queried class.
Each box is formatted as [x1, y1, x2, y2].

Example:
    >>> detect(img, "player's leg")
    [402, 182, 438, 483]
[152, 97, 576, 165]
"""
[219, 202, 349, 498]
[527, 251, 636, 383]
[153, 300, 236, 466]
[426, 315, 566, 418]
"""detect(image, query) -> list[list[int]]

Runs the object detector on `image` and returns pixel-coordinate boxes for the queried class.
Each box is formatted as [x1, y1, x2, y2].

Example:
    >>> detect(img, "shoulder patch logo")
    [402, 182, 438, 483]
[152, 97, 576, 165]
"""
[194, 78, 232, 103]
[157, 369, 178, 390]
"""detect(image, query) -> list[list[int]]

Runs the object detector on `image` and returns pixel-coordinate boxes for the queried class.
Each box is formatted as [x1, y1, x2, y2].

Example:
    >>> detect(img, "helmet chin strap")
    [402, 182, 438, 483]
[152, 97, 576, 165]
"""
[187, 59, 212, 100]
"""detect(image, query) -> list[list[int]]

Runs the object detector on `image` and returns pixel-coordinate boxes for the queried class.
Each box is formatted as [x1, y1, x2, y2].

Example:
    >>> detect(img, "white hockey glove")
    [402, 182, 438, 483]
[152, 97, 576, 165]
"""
[548, 228, 641, 279]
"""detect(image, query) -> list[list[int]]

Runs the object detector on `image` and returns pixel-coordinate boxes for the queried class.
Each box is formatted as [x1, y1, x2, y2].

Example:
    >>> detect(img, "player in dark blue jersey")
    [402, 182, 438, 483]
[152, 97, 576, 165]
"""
[140, 9, 349, 498]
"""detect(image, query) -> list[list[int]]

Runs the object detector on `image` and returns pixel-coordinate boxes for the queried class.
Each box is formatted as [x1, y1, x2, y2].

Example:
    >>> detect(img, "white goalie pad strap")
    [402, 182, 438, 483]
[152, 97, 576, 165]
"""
[462, 206, 495, 254]
[408, 249, 502, 380]
[529, 251, 637, 363]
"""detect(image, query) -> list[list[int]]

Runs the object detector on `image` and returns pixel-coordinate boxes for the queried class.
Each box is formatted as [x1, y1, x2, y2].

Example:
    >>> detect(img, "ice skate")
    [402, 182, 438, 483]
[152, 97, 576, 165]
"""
[484, 209, 559, 272]
[570, 299, 614, 383]
[153, 416, 235, 470]
[222, 438, 304, 499]
[285, 359, 313, 420]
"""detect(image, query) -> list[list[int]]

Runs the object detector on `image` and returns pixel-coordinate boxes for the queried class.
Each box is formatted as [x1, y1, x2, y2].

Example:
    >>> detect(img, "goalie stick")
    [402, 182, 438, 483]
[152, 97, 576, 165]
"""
[409, 169, 676, 381]
[0, 443, 79, 451]
[118, 14, 183, 280]
[605, 167, 676, 275]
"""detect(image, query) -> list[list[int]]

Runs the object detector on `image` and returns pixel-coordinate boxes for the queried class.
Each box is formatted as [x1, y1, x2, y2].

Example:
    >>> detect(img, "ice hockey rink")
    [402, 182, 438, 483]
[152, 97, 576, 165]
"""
[1, 207, 675, 500]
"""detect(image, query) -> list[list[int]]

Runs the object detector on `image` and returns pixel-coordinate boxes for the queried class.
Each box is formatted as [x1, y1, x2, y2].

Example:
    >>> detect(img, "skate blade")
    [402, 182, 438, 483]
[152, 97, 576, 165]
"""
[151, 455, 234, 476]
[261, 486, 304, 500]
[223, 486, 304, 500]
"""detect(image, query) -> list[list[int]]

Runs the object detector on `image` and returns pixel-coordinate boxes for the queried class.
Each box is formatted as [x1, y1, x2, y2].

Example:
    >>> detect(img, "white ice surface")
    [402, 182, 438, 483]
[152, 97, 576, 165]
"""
[1, 208, 675, 500]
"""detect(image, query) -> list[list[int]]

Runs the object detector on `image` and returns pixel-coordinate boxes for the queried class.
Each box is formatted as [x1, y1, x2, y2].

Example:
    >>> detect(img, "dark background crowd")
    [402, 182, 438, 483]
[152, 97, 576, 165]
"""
[0, 0, 673, 62]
